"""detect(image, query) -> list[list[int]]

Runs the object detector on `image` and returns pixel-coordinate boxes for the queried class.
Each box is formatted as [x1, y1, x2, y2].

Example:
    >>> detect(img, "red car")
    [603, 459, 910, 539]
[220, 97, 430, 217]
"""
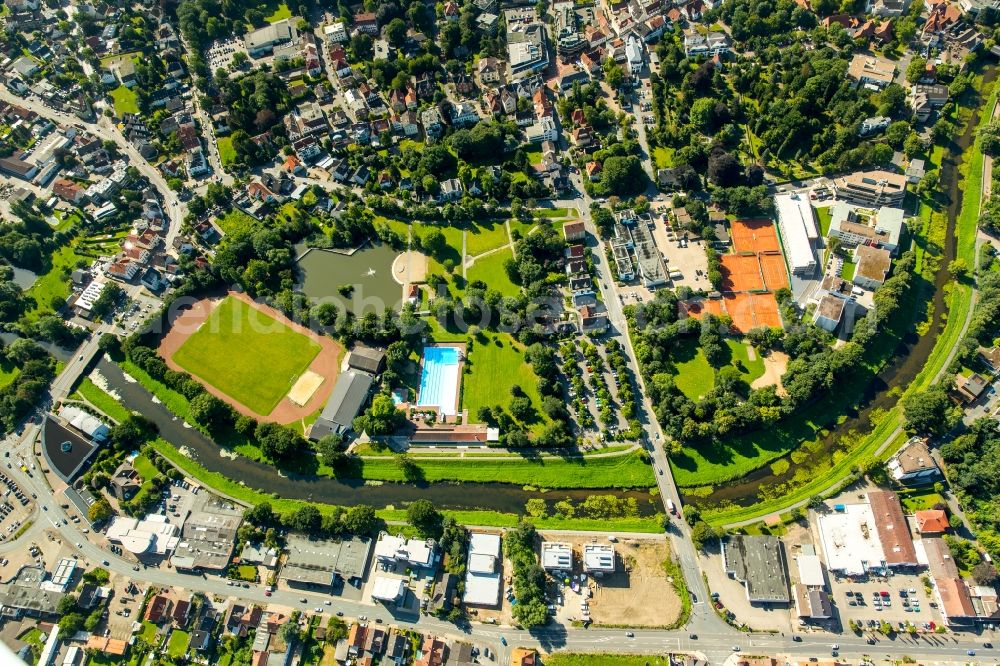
[264, 590, 272, 597]
[880, 591, 890, 597]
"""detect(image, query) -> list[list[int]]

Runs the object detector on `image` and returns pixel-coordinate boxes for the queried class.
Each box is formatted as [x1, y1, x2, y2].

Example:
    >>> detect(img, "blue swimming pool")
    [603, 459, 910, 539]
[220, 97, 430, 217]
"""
[416, 346, 462, 415]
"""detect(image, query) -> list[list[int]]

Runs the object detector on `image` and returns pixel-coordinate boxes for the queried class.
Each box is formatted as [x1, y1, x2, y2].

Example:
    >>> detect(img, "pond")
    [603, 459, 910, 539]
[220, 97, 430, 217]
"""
[295, 242, 403, 315]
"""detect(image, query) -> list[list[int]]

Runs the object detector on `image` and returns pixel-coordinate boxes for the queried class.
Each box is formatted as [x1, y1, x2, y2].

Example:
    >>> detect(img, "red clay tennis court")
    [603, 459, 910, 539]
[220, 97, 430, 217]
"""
[720, 254, 765, 292]
[679, 298, 725, 320]
[759, 253, 789, 291]
[731, 219, 782, 254]
[751, 293, 782, 328]
[717, 292, 783, 332]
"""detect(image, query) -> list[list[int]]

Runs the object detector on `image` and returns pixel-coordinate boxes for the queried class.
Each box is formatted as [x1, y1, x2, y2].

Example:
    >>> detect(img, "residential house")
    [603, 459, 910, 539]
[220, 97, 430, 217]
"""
[852, 245, 892, 290]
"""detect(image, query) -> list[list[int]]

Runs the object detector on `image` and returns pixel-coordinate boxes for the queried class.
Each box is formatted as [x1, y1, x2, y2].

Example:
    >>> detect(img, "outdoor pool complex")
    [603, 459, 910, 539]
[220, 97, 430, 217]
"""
[416, 346, 461, 416]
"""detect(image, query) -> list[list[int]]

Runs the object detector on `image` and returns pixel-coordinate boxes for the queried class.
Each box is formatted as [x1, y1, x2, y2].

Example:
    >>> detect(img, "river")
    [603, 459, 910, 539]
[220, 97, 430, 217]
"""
[95, 358, 660, 515]
[683, 66, 997, 510]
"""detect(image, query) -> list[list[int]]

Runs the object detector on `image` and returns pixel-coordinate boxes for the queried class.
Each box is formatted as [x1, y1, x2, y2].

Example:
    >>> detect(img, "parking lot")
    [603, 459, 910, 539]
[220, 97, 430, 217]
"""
[651, 213, 710, 291]
[828, 571, 946, 634]
[0, 470, 33, 544]
[117, 293, 161, 332]
[206, 37, 245, 72]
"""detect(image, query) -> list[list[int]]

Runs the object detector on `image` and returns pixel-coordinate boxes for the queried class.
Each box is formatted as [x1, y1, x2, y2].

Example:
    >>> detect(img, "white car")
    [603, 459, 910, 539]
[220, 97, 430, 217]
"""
[324, 600, 331, 605]
[314, 607, 323, 613]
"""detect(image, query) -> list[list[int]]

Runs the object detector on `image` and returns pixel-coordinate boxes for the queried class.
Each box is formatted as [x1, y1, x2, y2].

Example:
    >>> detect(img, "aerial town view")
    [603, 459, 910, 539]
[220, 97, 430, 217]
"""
[2, 0, 1000, 662]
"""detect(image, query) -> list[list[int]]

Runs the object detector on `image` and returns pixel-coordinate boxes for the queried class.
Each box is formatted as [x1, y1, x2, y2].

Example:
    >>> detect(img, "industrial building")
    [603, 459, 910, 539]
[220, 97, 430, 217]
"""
[721, 535, 791, 604]
[280, 535, 373, 589]
[774, 193, 818, 275]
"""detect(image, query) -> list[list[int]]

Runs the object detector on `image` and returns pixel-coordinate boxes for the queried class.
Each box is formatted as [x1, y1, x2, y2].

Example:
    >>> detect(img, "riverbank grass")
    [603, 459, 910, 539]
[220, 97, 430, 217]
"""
[170, 296, 321, 415]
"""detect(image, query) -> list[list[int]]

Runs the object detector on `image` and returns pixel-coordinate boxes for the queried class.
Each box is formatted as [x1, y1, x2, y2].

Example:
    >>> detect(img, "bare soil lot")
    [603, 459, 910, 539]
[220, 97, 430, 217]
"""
[588, 539, 682, 627]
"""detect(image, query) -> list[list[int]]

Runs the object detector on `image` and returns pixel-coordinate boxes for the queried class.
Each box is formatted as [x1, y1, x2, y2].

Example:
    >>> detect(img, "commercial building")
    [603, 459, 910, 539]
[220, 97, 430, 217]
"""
[868, 490, 918, 567]
[817, 503, 884, 576]
[106, 514, 181, 557]
[796, 553, 826, 588]
[582, 544, 615, 573]
[374, 533, 436, 569]
[170, 494, 244, 572]
[793, 583, 833, 620]
[42, 416, 101, 483]
[372, 576, 407, 603]
[308, 370, 374, 439]
[721, 535, 791, 604]
[540, 542, 573, 571]
[57, 405, 110, 442]
[887, 437, 941, 484]
[774, 193, 818, 275]
[506, 11, 549, 80]
[0, 566, 64, 618]
[280, 535, 373, 588]
[922, 536, 977, 626]
[244, 18, 300, 57]
[835, 169, 907, 207]
[463, 533, 502, 607]
[818, 491, 917, 575]
[828, 203, 906, 254]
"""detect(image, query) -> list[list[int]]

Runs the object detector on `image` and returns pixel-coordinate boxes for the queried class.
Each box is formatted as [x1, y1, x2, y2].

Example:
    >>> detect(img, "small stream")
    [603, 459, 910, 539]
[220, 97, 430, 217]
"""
[95, 358, 660, 515]
[683, 65, 997, 510]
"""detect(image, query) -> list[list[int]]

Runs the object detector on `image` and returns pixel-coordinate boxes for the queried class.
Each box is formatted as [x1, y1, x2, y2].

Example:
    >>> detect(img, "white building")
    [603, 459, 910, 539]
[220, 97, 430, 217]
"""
[371, 576, 406, 603]
[374, 533, 436, 569]
[582, 544, 615, 573]
[816, 504, 886, 576]
[58, 405, 110, 442]
[796, 553, 826, 588]
[774, 193, 818, 275]
[463, 533, 502, 606]
[106, 514, 181, 556]
[540, 542, 572, 571]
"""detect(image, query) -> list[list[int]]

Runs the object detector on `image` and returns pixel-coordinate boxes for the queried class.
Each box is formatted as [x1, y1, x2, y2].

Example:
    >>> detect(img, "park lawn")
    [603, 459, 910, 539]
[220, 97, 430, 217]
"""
[508, 218, 538, 240]
[545, 655, 672, 666]
[358, 449, 655, 488]
[815, 205, 833, 236]
[841, 260, 856, 280]
[466, 248, 519, 297]
[265, 1, 292, 21]
[216, 210, 257, 235]
[425, 316, 469, 343]
[217, 136, 236, 167]
[171, 296, 322, 415]
[24, 241, 88, 320]
[533, 207, 573, 219]
[73, 378, 131, 422]
[671, 339, 715, 400]
[728, 339, 765, 384]
[653, 146, 673, 170]
[465, 219, 510, 256]
[132, 454, 159, 482]
[414, 223, 463, 275]
[110, 86, 139, 115]
[167, 630, 189, 657]
[461, 332, 546, 430]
